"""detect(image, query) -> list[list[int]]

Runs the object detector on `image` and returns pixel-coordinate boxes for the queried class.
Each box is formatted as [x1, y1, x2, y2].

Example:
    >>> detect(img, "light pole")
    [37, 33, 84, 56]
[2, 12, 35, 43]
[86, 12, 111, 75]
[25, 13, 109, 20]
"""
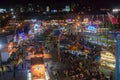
[0, 44, 2, 49]
[0, 44, 2, 63]
[0, 44, 2, 80]
[57, 33, 62, 62]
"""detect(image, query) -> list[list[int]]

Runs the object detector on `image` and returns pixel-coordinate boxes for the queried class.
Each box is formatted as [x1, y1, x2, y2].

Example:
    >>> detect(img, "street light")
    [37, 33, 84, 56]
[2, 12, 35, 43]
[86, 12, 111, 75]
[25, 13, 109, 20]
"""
[0, 44, 2, 49]
[58, 33, 62, 62]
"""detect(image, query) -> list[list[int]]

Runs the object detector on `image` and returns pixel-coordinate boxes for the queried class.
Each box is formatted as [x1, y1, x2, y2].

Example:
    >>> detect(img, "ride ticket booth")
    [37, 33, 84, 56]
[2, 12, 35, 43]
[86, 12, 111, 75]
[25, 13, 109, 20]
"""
[31, 57, 46, 80]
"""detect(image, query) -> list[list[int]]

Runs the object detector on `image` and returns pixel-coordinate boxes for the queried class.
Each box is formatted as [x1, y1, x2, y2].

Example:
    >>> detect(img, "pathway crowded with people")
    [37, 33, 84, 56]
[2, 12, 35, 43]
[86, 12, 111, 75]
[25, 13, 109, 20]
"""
[0, 23, 115, 80]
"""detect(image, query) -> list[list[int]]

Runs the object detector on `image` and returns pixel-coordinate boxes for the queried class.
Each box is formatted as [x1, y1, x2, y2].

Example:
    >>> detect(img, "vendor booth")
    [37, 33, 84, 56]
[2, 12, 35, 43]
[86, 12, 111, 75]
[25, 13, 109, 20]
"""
[31, 57, 46, 80]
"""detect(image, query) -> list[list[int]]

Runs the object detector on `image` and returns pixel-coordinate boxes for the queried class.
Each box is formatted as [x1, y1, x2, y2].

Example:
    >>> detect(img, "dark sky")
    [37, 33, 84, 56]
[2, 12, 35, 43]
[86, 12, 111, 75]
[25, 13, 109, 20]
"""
[0, 0, 120, 8]
[0, 0, 71, 8]
[0, 0, 69, 5]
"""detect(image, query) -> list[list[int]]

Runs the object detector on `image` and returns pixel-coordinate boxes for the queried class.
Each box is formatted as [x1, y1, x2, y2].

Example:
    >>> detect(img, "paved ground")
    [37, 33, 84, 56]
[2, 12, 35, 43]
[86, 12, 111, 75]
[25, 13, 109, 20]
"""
[43, 43, 72, 80]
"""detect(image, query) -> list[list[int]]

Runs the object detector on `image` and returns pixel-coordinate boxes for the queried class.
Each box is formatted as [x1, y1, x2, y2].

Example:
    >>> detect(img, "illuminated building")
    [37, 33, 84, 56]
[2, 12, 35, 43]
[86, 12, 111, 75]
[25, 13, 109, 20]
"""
[27, 3, 34, 12]
[46, 6, 50, 12]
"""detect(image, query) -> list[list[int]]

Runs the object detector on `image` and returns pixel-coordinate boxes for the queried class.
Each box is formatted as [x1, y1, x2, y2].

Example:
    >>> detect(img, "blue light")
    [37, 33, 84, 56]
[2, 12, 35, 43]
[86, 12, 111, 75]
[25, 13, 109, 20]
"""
[34, 24, 38, 30]
[0, 44, 2, 49]
[19, 32, 25, 40]
[88, 25, 96, 31]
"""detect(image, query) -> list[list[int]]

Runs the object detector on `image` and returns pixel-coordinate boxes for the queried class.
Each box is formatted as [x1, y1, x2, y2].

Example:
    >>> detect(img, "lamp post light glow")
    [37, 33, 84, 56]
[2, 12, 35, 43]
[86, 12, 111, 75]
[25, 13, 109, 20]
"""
[0, 44, 2, 80]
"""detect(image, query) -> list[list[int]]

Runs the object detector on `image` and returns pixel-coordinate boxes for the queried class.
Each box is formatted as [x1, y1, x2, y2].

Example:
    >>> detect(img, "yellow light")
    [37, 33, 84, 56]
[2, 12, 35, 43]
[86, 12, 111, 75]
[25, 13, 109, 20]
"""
[31, 64, 45, 79]
[2, 16, 5, 19]
[6, 15, 9, 17]
[2, 29, 5, 32]
[18, 23, 21, 27]
[76, 22, 80, 26]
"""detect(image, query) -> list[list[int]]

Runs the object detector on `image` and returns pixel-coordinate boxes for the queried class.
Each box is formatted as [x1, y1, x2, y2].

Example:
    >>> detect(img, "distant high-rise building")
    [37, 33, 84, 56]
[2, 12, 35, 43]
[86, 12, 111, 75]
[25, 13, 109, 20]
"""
[14, 5, 25, 13]
[0, 8, 6, 13]
[20, 8, 24, 13]
[46, 6, 50, 12]
[28, 3, 34, 12]
[61, 5, 70, 12]
[35, 5, 39, 13]
[65, 5, 70, 12]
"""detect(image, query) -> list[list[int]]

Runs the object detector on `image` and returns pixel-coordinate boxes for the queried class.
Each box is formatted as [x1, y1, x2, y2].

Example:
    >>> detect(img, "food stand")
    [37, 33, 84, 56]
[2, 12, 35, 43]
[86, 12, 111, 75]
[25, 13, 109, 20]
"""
[31, 57, 46, 80]
[100, 51, 115, 69]
[100, 51, 115, 76]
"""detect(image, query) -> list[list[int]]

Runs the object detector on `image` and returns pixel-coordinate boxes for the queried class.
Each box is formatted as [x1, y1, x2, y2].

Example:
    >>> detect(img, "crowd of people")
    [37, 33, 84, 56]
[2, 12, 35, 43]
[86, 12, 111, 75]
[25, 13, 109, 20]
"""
[0, 24, 115, 80]
[59, 51, 113, 80]
[50, 34, 114, 80]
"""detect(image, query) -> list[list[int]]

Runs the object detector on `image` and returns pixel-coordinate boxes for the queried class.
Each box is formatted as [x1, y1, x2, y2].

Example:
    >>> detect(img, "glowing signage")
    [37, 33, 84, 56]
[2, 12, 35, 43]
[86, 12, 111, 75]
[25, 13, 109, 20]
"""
[87, 25, 96, 31]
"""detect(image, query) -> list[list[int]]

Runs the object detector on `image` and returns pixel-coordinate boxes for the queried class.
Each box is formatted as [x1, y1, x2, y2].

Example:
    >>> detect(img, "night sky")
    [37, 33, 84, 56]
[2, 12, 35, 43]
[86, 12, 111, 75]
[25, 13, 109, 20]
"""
[0, 0, 120, 8]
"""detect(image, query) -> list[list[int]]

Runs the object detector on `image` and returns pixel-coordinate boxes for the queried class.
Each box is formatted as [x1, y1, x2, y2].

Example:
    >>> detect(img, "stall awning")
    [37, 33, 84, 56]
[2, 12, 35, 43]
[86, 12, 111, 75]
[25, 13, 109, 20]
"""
[31, 57, 44, 65]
